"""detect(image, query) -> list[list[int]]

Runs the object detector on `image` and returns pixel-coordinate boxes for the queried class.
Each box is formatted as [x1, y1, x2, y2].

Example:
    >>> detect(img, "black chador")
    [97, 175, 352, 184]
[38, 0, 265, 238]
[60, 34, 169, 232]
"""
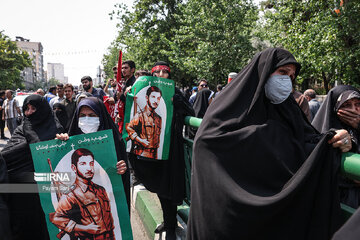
[187, 48, 343, 240]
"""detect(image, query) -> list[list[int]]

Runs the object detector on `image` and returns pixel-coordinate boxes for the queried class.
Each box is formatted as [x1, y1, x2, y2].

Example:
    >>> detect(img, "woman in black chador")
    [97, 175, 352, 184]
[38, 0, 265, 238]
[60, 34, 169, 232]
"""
[193, 88, 212, 118]
[187, 48, 352, 240]
[53, 102, 69, 131]
[313, 85, 360, 208]
[128, 61, 194, 240]
[1, 94, 64, 240]
[58, 97, 131, 211]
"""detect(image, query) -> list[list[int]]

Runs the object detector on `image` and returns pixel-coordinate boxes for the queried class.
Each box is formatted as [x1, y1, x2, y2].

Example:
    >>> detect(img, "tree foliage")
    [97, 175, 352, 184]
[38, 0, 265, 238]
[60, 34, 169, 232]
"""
[104, 0, 360, 92]
[166, 0, 258, 86]
[47, 77, 61, 87]
[103, 0, 258, 87]
[0, 31, 32, 89]
[257, 0, 360, 92]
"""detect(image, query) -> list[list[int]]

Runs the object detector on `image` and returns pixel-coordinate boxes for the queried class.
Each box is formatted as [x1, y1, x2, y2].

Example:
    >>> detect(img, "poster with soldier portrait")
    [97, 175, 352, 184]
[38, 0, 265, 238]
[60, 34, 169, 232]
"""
[30, 129, 132, 240]
[123, 76, 175, 160]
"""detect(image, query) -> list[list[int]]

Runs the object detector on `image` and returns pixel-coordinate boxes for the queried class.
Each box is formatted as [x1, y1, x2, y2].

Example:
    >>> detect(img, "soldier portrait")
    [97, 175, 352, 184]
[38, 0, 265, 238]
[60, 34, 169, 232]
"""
[125, 86, 164, 159]
[49, 148, 117, 240]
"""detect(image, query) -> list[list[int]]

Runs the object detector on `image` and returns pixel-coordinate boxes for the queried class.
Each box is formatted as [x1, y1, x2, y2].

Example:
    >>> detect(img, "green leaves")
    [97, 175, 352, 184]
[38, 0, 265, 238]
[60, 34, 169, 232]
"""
[0, 31, 32, 89]
[103, 0, 258, 87]
[104, 0, 360, 92]
[257, 0, 360, 92]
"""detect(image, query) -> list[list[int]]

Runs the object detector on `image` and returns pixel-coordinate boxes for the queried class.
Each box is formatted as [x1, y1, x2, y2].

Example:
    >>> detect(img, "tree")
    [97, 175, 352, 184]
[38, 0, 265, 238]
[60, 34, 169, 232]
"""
[0, 31, 32, 89]
[166, 0, 258, 86]
[104, 0, 184, 83]
[47, 78, 60, 88]
[256, 0, 360, 92]
[104, 0, 258, 88]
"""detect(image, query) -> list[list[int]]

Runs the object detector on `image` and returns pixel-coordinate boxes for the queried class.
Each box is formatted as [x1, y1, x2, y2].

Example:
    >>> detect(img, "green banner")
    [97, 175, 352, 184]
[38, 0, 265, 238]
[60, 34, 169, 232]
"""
[30, 129, 132, 240]
[123, 76, 175, 160]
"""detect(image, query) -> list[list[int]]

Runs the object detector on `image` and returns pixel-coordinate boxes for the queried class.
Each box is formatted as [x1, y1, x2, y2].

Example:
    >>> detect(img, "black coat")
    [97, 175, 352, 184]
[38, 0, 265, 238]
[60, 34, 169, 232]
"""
[313, 85, 360, 208]
[187, 48, 342, 239]
[1, 95, 64, 240]
[129, 87, 194, 205]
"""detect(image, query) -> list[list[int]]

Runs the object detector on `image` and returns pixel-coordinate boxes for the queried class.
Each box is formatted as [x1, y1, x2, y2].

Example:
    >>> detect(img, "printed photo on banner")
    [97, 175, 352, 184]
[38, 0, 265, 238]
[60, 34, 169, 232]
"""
[123, 76, 175, 160]
[30, 129, 132, 240]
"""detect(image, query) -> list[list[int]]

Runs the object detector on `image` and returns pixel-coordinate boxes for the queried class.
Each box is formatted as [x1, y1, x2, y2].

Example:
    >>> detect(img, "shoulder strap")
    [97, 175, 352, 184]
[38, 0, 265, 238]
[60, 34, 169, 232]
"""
[71, 190, 97, 224]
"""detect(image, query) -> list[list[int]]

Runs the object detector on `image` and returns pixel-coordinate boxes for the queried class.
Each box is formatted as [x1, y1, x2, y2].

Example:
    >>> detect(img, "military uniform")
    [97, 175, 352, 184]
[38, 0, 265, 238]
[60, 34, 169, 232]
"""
[126, 105, 162, 159]
[50, 177, 114, 240]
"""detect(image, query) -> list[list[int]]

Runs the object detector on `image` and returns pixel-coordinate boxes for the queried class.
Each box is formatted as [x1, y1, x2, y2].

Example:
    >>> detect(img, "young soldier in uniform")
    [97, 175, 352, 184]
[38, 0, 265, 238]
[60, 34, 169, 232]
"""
[126, 86, 162, 159]
[50, 148, 115, 240]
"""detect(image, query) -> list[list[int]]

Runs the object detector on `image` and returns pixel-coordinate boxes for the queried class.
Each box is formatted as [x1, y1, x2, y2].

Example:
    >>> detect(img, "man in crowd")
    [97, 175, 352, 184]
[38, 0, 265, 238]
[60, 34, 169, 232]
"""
[121, 60, 136, 97]
[0, 91, 7, 139]
[61, 83, 76, 125]
[50, 83, 65, 108]
[1, 90, 22, 135]
[81, 76, 106, 100]
[214, 84, 223, 98]
[104, 78, 117, 98]
[36, 88, 45, 96]
[115, 60, 136, 130]
[50, 148, 115, 240]
[291, 84, 311, 121]
[44, 86, 57, 102]
[189, 79, 212, 105]
[304, 89, 321, 121]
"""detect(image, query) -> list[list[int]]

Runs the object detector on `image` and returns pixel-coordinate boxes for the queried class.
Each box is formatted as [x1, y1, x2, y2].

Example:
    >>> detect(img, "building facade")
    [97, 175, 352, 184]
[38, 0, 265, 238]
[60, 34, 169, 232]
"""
[47, 63, 67, 84]
[14, 36, 45, 90]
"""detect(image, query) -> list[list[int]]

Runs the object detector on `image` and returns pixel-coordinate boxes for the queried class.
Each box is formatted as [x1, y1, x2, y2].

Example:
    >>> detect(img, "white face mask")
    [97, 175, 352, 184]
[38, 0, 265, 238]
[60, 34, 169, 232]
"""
[78, 116, 100, 133]
[264, 75, 292, 104]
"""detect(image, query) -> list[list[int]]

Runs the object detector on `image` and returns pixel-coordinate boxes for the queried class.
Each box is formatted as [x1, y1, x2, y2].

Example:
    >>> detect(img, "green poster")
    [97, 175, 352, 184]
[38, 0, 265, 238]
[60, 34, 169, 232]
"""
[30, 129, 132, 240]
[123, 76, 175, 160]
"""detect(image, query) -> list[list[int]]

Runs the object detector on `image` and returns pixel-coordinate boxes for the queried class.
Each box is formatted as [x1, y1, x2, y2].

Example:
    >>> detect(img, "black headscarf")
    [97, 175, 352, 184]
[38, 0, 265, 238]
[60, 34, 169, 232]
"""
[312, 85, 360, 209]
[1, 94, 63, 240]
[22, 94, 63, 143]
[3, 94, 64, 175]
[53, 103, 68, 131]
[193, 88, 212, 118]
[67, 97, 130, 211]
[313, 85, 360, 134]
[187, 48, 342, 239]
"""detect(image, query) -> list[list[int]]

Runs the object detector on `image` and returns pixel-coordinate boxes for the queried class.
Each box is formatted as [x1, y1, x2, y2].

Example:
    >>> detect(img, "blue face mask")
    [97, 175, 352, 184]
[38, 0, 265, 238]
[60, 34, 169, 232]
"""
[264, 75, 292, 104]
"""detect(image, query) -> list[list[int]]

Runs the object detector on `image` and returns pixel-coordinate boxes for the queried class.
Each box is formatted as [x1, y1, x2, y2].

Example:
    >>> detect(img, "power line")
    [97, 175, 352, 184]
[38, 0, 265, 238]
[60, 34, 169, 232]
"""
[43, 49, 106, 56]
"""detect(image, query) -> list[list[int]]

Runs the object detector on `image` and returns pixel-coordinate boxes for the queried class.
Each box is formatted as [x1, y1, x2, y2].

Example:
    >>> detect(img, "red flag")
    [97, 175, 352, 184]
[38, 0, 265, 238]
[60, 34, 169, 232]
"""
[115, 50, 126, 133]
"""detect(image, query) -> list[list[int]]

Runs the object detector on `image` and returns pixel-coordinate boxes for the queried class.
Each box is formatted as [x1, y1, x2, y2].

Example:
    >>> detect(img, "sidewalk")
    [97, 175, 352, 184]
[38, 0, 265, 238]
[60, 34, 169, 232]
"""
[132, 184, 187, 240]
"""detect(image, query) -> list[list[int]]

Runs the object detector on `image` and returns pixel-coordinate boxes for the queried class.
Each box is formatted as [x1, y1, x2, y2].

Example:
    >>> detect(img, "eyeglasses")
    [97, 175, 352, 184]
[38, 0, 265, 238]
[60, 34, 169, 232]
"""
[200, 84, 208, 87]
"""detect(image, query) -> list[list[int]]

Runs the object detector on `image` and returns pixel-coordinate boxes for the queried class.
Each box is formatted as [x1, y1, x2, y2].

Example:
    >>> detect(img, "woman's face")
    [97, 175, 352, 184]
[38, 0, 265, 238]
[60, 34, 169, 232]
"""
[270, 64, 296, 82]
[153, 69, 169, 79]
[339, 98, 360, 113]
[25, 104, 36, 117]
[79, 106, 98, 118]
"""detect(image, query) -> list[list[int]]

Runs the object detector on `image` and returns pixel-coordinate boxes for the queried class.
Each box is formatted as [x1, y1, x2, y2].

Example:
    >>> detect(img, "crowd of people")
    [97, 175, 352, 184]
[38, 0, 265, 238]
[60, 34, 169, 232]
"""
[0, 47, 359, 240]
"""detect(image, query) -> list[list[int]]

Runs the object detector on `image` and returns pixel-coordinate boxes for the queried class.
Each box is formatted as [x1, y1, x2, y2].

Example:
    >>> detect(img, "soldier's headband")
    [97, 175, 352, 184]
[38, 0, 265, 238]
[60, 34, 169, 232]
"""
[151, 65, 171, 73]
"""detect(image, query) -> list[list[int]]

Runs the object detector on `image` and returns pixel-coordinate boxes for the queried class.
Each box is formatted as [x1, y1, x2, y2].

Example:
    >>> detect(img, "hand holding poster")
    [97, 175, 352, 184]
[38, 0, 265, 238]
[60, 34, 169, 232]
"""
[30, 129, 132, 240]
[122, 76, 175, 160]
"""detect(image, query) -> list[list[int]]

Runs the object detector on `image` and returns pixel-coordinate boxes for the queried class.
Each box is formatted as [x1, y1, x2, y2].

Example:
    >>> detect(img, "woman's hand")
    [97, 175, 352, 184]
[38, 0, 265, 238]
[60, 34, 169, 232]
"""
[337, 109, 360, 129]
[55, 133, 69, 141]
[328, 129, 352, 152]
[116, 160, 127, 175]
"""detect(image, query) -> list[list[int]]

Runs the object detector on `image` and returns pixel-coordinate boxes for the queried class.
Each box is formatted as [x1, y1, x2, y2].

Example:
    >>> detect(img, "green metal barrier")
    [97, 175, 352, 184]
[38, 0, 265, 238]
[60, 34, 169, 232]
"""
[184, 116, 202, 129]
[182, 116, 360, 221]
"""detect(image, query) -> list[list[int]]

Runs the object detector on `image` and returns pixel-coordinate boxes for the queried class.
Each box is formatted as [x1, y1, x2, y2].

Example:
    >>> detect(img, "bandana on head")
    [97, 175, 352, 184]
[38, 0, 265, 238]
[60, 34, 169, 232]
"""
[151, 65, 171, 74]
